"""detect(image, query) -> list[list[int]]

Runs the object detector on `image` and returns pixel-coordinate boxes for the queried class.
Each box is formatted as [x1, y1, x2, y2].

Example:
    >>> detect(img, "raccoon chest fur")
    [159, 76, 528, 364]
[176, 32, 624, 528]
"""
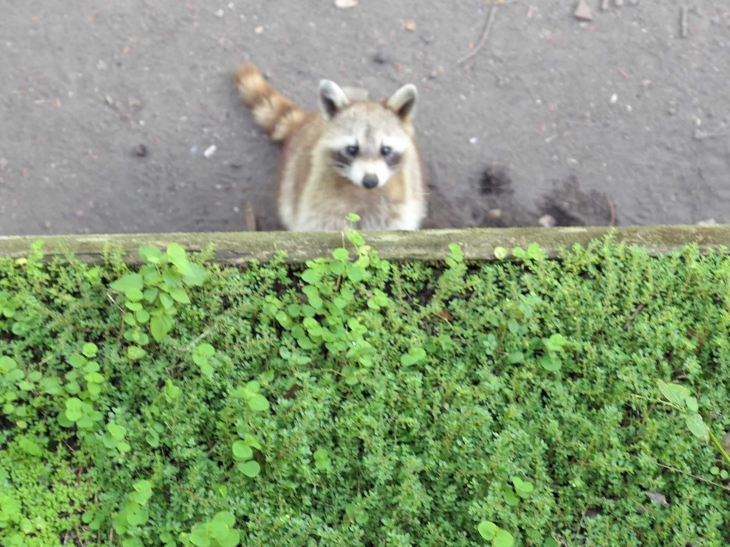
[235, 63, 428, 232]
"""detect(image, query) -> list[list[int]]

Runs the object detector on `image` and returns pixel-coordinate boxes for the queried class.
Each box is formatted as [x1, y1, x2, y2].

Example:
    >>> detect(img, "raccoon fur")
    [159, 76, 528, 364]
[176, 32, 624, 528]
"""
[234, 63, 427, 231]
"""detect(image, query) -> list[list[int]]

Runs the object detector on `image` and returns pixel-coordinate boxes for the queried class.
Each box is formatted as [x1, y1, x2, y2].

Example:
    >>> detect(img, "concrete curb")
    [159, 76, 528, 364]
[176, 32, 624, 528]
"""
[0, 225, 728, 264]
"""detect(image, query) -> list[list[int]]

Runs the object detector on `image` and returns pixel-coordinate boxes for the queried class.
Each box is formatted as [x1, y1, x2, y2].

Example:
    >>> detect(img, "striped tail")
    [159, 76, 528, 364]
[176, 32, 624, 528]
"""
[234, 63, 306, 143]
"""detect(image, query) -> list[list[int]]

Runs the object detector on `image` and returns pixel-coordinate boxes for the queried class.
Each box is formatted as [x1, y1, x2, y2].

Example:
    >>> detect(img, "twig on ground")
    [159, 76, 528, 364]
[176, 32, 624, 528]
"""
[602, 191, 617, 226]
[654, 461, 730, 493]
[622, 303, 646, 331]
[244, 201, 257, 232]
[680, 6, 689, 38]
[184, 325, 217, 351]
[458, 5, 499, 65]
[694, 128, 730, 140]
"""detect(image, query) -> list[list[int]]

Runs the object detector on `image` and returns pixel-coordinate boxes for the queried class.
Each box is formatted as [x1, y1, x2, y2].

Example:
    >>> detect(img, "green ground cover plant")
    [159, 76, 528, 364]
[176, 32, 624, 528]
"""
[1, 232, 729, 546]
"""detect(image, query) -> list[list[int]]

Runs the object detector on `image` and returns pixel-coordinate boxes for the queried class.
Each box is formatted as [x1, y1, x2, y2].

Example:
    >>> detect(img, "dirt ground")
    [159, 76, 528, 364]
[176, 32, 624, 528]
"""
[1, 1, 729, 236]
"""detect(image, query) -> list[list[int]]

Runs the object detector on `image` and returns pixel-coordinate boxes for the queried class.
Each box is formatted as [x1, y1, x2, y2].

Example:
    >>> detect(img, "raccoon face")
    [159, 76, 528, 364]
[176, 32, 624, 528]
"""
[319, 80, 418, 190]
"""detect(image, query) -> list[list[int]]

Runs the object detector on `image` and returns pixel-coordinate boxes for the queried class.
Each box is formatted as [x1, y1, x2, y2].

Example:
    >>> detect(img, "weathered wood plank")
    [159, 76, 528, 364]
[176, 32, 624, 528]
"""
[0, 225, 728, 264]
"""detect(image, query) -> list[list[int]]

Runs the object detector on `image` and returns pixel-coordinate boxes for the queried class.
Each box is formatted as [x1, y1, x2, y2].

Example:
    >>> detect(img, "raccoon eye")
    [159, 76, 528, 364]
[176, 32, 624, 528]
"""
[381, 146, 392, 156]
[346, 145, 359, 156]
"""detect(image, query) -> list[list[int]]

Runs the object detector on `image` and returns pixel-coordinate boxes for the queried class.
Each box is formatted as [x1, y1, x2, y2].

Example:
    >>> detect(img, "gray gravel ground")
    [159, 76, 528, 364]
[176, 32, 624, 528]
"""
[1, 0, 729, 235]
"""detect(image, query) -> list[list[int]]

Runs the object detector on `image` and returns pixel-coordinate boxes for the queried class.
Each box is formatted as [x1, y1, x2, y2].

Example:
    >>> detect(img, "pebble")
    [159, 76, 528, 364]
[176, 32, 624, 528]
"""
[696, 219, 717, 226]
[204, 145, 217, 158]
[334, 0, 358, 8]
[215, 8, 225, 17]
[487, 209, 502, 219]
[610, 94, 618, 104]
[469, 137, 478, 145]
[539, 214, 557, 228]
[574, 0, 594, 21]
[134, 144, 148, 157]
[420, 30, 436, 44]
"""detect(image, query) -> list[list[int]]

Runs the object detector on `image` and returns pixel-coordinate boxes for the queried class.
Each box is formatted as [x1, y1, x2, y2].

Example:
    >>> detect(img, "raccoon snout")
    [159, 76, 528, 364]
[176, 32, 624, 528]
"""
[362, 174, 379, 189]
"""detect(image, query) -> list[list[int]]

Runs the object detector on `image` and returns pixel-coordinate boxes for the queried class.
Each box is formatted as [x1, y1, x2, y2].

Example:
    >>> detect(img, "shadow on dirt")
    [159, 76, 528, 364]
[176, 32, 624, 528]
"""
[423, 164, 617, 230]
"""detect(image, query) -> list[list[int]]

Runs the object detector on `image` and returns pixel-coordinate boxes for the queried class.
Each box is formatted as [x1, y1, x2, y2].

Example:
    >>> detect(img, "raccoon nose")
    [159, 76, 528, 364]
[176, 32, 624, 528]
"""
[362, 174, 379, 189]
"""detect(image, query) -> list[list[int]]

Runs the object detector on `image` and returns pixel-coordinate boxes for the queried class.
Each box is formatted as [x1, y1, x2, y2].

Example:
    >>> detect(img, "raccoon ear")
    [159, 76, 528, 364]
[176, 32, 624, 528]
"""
[386, 84, 418, 121]
[319, 80, 350, 119]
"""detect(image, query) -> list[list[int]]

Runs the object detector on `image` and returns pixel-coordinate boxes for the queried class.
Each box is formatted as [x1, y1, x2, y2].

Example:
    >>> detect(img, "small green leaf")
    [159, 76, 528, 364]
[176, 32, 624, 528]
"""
[213, 512, 236, 528]
[544, 539, 559, 547]
[355, 511, 369, 525]
[685, 413, 708, 439]
[301, 268, 321, 284]
[190, 524, 211, 547]
[0, 356, 17, 372]
[159, 293, 174, 309]
[170, 287, 191, 304]
[508, 352, 524, 364]
[198, 344, 215, 357]
[150, 315, 172, 342]
[348, 213, 361, 222]
[144, 288, 159, 303]
[82, 343, 99, 357]
[478, 521, 498, 540]
[657, 380, 691, 408]
[512, 247, 526, 258]
[167, 243, 187, 264]
[111, 273, 144, 292]
[219, 530, 240, 547]
[513, 477, 534, 498]
[400, 347, 426, 367]
[232, 441, 253, 461]
[333, 248, 349, 261]
[210, 520, 229, 541]
[346, 263, 365, 283]
[494, 530, 515, 547]
[146, 430, 160, 448]
[248, 394, 270, 412]
[494, 246, 508, 260]
[238, 460, 261, 477]
[540, 355, 562, 372]
[107, 423, 127, 440]
[504, 489, 520, 506]
[69, 354, 87, 368]
[183, 263, 209, 286]
[139, 244, 163, 264]
[65, 398, 83, 421]
[126, 288, 144, 302]
[127, 346, 146, 360]
[685, 396, 699, 413]
[527, 243, 543, 260]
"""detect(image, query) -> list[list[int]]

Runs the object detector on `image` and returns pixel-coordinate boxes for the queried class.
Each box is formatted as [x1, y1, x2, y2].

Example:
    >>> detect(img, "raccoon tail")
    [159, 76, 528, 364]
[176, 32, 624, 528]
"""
[234, 63, 306, 143]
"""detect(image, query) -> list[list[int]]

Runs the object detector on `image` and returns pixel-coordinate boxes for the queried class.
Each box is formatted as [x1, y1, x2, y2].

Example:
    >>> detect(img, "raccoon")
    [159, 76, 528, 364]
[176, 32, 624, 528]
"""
[234, 63, 427, 231]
